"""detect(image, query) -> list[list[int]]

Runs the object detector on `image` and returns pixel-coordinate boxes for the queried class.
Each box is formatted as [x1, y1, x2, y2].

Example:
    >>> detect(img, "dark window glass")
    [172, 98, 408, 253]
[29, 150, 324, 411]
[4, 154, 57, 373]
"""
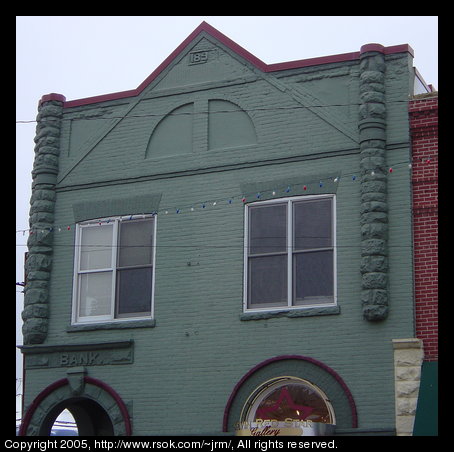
[249, 204, 287, 255]
[248, 255, 287, 307]
[116, 218, 154, 317]
[293, 250, 334, 304]
[118, 219, 154, 267]
[116, 267, 152, 316]
[293, 199, 332, 250]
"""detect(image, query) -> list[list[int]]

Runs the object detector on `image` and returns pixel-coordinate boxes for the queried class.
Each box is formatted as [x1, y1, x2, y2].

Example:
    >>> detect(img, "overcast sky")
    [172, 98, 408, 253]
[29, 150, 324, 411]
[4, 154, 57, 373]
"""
[15, 15, 438, 420]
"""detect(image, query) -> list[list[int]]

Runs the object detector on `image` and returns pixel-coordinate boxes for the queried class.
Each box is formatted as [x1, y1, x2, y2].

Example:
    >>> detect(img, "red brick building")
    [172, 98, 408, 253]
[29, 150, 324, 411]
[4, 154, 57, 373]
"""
[409, 93, 438, 362]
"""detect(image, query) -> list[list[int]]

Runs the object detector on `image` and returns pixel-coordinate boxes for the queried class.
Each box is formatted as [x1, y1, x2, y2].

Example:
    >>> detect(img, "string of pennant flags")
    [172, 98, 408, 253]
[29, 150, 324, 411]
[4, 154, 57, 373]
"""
[16, 157, 435, 236]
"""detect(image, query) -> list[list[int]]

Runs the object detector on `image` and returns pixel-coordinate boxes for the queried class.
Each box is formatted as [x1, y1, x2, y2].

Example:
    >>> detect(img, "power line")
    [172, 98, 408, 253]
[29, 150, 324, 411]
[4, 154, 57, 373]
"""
[15, 100, 413, 124]
[16, 157, 436, 236]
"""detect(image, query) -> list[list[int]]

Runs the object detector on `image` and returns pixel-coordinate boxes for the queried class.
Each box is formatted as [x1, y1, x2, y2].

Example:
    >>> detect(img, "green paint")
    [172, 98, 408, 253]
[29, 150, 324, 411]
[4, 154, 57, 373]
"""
[22, 29, 416, 436]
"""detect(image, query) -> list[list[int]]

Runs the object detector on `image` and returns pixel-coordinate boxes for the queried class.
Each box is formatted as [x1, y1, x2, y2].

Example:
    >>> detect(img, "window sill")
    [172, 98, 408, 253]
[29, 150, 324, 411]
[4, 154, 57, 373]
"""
[240, 305, 340, 321]
[67, 318, 156, 332]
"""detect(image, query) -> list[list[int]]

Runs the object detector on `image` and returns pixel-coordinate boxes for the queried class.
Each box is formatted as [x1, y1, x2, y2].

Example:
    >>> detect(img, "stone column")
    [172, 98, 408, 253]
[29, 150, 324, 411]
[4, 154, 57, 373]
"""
[392, 338, 424, 436]
[22, 93, 65, 344]
[358, 44, 389, 321]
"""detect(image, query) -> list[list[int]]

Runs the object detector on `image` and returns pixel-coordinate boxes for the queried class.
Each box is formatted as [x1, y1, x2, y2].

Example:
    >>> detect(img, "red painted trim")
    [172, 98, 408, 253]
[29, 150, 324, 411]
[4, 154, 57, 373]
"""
[360, 43, 414, 56]
[59, 22, 413, 109]
[63, 89, 137, 108]
[267, 51, 361, 72]
[18, 376, 132, 436]
[84, 376, 132, 436]
[222, 355, 358, 432]
[385, 44, 414, 56]
[19, 378, 69, 436]
[39, 93, 66, 106]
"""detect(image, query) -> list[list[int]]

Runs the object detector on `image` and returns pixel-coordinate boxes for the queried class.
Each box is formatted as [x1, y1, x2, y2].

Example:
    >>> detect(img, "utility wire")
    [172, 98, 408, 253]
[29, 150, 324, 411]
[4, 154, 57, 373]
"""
[15, 99, 413, 124]
[15, 156, 437, 236]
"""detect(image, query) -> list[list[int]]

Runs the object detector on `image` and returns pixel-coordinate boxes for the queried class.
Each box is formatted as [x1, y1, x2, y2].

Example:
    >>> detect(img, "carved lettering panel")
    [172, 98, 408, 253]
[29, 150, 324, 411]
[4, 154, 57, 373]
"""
[22, 341, 134, 369]
[188, 49, 217, 65]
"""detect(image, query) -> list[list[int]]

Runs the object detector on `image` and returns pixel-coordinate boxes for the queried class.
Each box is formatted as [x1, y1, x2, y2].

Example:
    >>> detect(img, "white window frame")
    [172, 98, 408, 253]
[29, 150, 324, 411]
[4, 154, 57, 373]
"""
[243, 194, 337, 313]
[71, 215, 157, 325]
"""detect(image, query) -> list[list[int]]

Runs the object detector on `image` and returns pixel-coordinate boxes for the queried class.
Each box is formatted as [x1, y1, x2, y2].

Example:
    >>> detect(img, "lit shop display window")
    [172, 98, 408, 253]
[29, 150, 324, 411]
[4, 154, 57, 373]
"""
[238, 377, 335, 436]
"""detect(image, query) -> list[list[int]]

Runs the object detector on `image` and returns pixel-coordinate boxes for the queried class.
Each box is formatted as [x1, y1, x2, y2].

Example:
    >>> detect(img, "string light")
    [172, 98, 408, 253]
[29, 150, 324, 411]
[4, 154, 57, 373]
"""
[17, 158, 429, 236]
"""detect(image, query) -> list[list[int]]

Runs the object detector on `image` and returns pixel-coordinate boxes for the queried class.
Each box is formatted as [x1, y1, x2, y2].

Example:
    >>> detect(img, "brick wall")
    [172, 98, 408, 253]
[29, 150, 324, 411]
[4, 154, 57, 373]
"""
[409, 94, 438, 361]
[22, 36, 419, 435]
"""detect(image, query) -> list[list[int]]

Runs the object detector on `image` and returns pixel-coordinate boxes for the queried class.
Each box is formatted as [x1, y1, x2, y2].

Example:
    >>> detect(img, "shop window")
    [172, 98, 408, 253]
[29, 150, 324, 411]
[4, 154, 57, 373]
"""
[72, 215, 156, 324]
[244, 194, 336, 311]
[241, 376, 335, 427]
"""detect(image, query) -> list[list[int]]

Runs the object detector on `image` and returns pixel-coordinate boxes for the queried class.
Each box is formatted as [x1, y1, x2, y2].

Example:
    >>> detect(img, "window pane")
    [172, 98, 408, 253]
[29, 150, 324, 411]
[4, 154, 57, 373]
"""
[255, 383, 332, 423]
[118, 219, 154, 267]
[249, 204, 287, 255]
[79, 272, 112, 317]
[293, 250, 333, 304]
[294, 199, 332, 250]
[116, 267, 152, 316]
[248, 255, 287, 307]
[80, 225, 113, 270]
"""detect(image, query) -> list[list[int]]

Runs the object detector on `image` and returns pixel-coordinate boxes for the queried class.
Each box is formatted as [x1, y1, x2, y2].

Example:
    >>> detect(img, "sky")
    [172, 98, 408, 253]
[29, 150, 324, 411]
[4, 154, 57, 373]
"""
[15, 15, 438, 424]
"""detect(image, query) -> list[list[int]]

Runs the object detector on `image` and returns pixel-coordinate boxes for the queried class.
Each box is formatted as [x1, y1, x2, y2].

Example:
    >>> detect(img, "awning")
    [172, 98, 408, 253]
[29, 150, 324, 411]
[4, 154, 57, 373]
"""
[413, 361, 438, 436]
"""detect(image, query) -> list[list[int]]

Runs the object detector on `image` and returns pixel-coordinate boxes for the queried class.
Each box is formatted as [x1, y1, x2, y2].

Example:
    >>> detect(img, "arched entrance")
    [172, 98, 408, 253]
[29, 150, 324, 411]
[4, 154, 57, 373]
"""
[19, 377, 131, 436]
[40, 397, 114, 436]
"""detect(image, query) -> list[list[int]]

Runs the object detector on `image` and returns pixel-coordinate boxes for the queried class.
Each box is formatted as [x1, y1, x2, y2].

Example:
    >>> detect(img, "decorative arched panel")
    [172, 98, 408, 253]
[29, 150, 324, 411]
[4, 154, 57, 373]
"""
[208, 99, 257, 150]
[146, 103, 194, 159]
[223, 355, 357, 433]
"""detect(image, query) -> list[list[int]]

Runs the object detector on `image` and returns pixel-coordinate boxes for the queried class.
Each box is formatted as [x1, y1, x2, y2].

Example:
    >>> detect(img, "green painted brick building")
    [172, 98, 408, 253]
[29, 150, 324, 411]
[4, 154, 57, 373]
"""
[20, 22, 429, 436]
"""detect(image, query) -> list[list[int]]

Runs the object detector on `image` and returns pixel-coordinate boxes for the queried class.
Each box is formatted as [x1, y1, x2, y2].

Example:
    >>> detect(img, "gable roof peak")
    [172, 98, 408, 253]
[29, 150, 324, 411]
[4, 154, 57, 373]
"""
[60, 22, 412, 109]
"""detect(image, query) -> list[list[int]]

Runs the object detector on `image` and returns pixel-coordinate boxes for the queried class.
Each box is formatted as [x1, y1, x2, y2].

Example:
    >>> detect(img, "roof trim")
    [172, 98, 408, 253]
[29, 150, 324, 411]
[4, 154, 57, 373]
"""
[47, 21, 413, 109]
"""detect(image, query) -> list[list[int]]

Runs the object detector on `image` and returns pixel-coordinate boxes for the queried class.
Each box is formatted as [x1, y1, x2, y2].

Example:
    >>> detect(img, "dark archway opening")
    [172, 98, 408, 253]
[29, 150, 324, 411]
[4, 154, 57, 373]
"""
[40, 397, 114, 436]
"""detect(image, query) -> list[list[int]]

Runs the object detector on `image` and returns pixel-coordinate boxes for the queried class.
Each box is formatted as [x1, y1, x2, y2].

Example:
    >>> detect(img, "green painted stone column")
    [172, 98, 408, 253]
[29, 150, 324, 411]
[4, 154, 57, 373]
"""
[358, 45, 389, 321]
[22, 94, 65, 344]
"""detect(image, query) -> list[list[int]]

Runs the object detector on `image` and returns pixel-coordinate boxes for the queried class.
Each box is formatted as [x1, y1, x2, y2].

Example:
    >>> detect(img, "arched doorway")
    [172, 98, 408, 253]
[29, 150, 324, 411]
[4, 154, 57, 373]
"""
[52, 409, 78, 435]
[19, 377, 131, 436]
[42, 397, 114, 436]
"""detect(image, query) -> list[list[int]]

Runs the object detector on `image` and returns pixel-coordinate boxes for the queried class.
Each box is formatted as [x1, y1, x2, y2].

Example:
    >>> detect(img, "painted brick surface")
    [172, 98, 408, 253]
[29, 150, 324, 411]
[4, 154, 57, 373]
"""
[409, 94, 438, 361]
[22, 25, 418, 436]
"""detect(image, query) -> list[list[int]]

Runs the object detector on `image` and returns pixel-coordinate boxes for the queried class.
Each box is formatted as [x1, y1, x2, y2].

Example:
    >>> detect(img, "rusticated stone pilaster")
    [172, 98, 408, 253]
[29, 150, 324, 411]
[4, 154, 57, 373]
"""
[22, 94, 65, 344]
[358, 45, 389, 321]
[392, 339, 424, 435]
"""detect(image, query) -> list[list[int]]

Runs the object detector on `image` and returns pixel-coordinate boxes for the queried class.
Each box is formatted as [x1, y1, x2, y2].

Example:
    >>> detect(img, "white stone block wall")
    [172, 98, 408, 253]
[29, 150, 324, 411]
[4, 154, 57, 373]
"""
[392, 338, 424, 435]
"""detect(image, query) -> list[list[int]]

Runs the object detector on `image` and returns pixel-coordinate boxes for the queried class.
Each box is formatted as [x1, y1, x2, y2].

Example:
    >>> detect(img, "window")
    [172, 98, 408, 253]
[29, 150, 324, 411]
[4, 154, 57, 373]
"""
[244, 195, 336, 311]
[241, 377, 336, 426]
[72, 215, 156, 324]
